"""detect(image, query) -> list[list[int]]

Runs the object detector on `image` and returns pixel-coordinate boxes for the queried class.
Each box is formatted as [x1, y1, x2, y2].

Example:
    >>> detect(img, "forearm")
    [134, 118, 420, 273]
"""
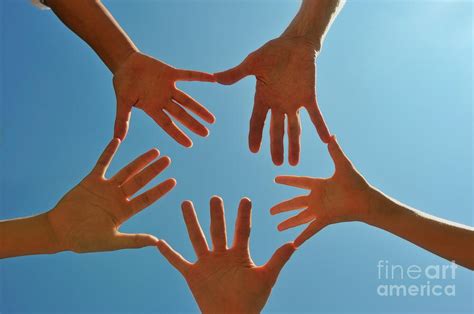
[282, 0, 345, 51]
[366, 188, 474, 270]
[46, 0, 138, 73]
[0, 212, 63, 258]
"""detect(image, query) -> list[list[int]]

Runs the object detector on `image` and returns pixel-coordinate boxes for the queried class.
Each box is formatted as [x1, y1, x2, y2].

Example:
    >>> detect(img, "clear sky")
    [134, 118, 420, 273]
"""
[0, 0, 473, 313]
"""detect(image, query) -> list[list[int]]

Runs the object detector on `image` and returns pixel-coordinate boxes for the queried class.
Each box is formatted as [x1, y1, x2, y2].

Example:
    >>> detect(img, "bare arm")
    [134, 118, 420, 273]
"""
[46, 0, 137, 73]
[282, 0, 346, 52]
[0, 213, 60, 258]
[367, 189, 474, 269]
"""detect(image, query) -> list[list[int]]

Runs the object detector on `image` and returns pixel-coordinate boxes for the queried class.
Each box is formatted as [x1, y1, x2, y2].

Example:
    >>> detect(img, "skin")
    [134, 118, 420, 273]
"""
[214, 0, 345, 166]
[157, 196, 296, 314]
[45, 0, 215, 146]
[0, 139, 176, 258]
[271, 135, 474, 270]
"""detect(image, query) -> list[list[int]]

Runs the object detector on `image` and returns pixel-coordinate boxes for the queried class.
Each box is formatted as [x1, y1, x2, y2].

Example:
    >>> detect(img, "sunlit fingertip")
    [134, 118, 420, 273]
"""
[181, 200, 194, 209]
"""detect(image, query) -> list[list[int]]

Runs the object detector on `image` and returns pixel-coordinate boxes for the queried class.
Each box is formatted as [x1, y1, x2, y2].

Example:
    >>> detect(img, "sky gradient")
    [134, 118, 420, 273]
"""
[0, 0, 473, 313]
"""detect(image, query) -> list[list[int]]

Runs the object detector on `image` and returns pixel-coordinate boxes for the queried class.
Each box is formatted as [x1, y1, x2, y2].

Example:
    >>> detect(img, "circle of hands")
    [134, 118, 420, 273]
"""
[47, 36, 373, 313]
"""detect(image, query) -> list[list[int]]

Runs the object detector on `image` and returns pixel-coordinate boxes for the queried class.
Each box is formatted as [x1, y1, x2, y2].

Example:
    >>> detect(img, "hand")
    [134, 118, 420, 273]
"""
[47, 138, 176, 253]
[113, 52, 216, 147]
[271, 135, 372, 246]
[157, 196, 296, 314]
[215, 36, 331, 166]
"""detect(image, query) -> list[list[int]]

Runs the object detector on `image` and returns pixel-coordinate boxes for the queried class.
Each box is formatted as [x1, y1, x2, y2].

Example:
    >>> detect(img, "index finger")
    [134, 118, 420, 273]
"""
[175, 69, 215, 82]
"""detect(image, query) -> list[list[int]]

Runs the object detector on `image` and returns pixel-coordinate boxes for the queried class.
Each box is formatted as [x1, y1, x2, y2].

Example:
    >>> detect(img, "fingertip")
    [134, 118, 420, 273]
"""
[240, 196, 251, 204]
[269, 207, 277, 215]
[184, 140, 193, 148]
[208, 114, 216, 124]
[161, 155, 172, 166]
[249, 144, 260, 154]
[156, 239, 167, 250]
[273, 158, 284, 167]
[274, 176, 284, 184]
[181, 200, 193, 210]
[149, 148, 160, 158]
[145, 235, 159, 245]
[201, 127, 210, 137]
[210, 195, 223, 205]
[112, 137, 121, 145]
[166, 178, 177, 189]
[289, 157, 299, 167]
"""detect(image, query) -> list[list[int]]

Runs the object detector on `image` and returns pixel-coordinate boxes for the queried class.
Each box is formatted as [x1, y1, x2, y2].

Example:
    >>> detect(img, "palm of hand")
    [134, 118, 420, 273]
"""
[271, 136, 371, 246]
[49, 177, 129, 253]
[113, 53, 175, 113]
[308, 167, 371, 225]
[157, 197, 295, 314]
[113, 52, 215, 147]
[253, 38, 316, 114]
[215, 37, 330, 165]
[47, 139, 176, 253]
[186, 251, 272, 313]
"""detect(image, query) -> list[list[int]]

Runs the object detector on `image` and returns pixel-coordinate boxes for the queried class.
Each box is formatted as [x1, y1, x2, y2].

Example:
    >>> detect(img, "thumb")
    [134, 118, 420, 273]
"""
[214, 56, 253, 85]
[264, 242, 296, 285]
[113, 233, 159, 250]
[328, 135, 352, 169]
[114, 99, 131, 140]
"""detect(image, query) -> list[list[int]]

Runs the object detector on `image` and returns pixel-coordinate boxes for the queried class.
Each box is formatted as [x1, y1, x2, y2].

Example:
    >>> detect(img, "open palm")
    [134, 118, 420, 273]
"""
[271, 136, 372, 247]
[157, 196, 296, 314]
[47, 138, 176, 253]
[215, 37, 331, 165]
[113, 52, 216, 147]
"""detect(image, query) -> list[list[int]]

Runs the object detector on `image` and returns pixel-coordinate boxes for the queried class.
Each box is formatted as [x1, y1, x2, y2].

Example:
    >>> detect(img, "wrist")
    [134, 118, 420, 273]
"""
[44, 210, 68, 254]
[110, 46, 140, 75]
[364, 186, 400, 228]
[278, 34, 321, 52]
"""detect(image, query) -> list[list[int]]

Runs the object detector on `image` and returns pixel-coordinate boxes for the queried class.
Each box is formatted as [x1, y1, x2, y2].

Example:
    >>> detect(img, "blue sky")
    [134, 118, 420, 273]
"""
[0, 0, 473, 313]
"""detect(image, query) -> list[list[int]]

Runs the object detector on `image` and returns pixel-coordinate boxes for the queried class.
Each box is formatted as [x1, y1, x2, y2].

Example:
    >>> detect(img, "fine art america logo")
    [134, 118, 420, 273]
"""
[377, 260, 457, 297]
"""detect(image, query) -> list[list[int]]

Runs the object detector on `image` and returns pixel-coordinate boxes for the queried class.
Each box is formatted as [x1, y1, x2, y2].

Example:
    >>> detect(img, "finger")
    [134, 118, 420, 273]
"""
[165, 102, 209, 137]
[214, 57, 252, 85]
[328, 135, 353, 169]
[157, 240, 191, 275]
[129, 178, 176, 214]
[111, 233, 159, 250]
[270, 195, 309, 215]
[91, 138, 121, 177]
[114, 100, 131, 140]
[248, 98, 269, 153]
[210, 196, 227, 252]
[173, 89, 215, 124]
[175, 69, 215, 82]
[121, 156, 171, 197]
[181, 201, 209, 257]
[277, 210, 314, 231]
[232, 197, 252, 251]
[287, 113, 301, 166]
[306, 99, 331, 143]
[274, 175, 316, 190]
[270, 111, 285, 166]
[264, 242, 296, 285]
[112, 149, 159, 185]
[294, 219, 328, 247]
[149, 110, 193, 148]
